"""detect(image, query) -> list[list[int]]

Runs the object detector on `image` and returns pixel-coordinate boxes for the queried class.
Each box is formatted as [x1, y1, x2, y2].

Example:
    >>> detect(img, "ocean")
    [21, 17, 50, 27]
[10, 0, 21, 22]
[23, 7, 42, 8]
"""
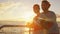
[0, 21, 60, 34]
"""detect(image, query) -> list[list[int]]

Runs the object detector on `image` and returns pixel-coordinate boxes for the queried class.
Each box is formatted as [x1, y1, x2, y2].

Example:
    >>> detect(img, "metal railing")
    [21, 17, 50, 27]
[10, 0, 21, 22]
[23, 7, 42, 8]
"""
[0, 25, 26, 29]
[0, 25, 60, 34]
[0, 25, 32, 34]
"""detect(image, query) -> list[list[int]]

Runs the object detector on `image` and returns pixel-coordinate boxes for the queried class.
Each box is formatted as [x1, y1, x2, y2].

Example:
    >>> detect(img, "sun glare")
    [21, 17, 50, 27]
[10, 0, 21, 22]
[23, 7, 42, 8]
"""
[23, 12, 35, 22]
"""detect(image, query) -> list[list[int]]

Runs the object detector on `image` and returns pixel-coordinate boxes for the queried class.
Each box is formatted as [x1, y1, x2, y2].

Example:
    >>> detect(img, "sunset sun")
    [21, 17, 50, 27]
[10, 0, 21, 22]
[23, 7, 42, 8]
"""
[23, 12, 35, 22]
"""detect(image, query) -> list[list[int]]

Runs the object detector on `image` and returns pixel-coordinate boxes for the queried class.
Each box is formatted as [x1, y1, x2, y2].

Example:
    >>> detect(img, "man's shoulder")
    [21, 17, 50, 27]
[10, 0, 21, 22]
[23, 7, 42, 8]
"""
[41, 11, 56, 15]
[49, 11, 56, 17]
[49, 11, 55, 14]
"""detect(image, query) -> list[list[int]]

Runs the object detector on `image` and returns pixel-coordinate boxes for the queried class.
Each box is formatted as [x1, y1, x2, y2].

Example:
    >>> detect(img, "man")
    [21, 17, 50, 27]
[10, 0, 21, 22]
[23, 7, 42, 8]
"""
[40, 0, 59, 34]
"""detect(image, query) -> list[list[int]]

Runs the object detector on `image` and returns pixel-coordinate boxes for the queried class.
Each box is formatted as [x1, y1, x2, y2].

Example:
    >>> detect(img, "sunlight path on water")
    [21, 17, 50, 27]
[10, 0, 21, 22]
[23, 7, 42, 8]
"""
[24, 27, 29, 34]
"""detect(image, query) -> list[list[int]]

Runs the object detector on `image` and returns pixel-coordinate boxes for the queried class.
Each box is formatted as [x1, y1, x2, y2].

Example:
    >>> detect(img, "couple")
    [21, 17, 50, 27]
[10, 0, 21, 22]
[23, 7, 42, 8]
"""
[27, 0, 59, 34]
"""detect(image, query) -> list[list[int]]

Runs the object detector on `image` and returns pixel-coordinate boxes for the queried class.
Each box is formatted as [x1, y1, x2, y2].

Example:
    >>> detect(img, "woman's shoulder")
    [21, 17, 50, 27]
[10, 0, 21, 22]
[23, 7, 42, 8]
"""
[33, 16, 37, 20]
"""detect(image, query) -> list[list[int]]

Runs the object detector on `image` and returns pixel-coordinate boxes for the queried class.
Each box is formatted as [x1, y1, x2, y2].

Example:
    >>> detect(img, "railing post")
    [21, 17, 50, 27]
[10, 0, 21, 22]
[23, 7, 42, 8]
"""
[29, 28, 31, 34]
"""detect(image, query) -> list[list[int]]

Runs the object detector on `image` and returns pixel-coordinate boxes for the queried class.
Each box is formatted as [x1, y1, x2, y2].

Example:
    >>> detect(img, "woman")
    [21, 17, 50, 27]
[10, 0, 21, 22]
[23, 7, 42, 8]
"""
[26, 4, 44, 34]
[32, 4, 44, 34]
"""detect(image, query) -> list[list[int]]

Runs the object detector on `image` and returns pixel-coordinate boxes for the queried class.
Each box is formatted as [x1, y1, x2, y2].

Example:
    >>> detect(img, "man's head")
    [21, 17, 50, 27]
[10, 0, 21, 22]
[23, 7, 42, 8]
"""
[33, 4, 40, 14]
[41, 1, 51, 11]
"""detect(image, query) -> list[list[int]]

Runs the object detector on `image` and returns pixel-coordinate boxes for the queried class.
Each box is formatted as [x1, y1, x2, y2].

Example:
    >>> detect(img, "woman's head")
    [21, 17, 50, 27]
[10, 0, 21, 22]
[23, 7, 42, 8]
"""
[41, 1, 51, 11]
[33, 4, 40, 14]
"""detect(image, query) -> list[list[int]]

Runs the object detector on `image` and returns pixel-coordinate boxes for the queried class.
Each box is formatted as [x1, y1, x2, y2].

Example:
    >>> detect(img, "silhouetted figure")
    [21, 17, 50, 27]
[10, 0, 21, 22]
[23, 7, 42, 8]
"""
[32, 4, 43, 34]
[40, 0, 59, 34]
[26, 4, 44, 34]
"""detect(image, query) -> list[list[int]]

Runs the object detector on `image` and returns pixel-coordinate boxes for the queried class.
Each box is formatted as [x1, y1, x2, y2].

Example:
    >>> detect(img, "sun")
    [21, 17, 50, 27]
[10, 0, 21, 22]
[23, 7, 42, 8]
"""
[22, 12, 35, 22]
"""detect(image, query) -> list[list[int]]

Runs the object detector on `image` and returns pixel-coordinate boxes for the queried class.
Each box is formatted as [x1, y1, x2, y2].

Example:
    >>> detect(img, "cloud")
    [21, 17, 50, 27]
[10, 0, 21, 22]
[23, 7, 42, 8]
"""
[0, 1, 34, 20]
[0, 2, 23, 19]
[0, 0, 20, 3]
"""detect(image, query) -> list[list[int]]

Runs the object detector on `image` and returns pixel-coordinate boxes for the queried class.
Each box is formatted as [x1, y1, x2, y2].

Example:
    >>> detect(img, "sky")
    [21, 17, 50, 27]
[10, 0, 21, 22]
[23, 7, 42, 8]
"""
[0, 0, 60, 21]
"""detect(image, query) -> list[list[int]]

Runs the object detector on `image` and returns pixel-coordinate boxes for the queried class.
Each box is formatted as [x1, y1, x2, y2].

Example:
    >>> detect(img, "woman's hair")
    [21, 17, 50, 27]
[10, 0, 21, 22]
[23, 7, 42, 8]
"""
[33, 4, 40, 9]
[42, 1, 51, 8]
